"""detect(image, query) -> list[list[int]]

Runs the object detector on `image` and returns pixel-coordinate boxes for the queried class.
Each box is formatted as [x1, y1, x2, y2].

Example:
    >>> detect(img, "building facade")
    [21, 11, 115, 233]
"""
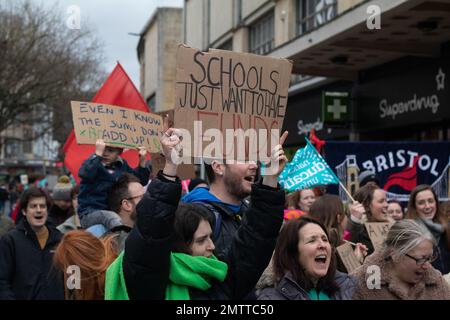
[181, 0, 450, 148]
[0, 106, 60, 184]
[138, 7, 183, 113]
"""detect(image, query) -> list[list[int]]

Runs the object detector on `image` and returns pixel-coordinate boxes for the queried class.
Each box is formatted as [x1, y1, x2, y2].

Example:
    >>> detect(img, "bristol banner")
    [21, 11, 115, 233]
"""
[323, 142, 450, 202]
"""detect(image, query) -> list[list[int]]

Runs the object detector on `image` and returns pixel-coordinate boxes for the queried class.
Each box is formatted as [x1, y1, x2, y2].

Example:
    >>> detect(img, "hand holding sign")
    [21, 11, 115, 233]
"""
[262, 131, 289, 188]
[353, 242, 368, 264]
[160, 128, 183, 177]
[95, 139, 106, 157]
[138, 146, 147, 167]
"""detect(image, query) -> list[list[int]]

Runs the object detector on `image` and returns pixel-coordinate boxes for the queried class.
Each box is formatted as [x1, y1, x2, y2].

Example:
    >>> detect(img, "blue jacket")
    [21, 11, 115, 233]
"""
[77, 154, 150, 217]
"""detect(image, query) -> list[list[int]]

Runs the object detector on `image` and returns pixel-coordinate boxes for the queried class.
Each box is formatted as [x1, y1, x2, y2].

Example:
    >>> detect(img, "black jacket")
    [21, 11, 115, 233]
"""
[257, 271, 357, 300]
[123, 172, 181, 300]
[123, 171, 285, 300]
[346, 218, 375, 255]
[0, 220, 64, 300]
[195, 200, 249, 261]
[48, 205, 74, 227]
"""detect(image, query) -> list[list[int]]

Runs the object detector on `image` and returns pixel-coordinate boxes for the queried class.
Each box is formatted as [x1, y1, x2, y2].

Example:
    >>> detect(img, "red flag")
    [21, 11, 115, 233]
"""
[63, 63, 150, 183]
[309, 129, 326, 153]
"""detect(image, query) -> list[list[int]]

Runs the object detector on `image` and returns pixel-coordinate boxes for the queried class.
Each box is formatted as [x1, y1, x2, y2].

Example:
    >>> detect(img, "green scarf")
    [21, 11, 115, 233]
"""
[105, 251, 228, 300]
[308, 288, 331, 300]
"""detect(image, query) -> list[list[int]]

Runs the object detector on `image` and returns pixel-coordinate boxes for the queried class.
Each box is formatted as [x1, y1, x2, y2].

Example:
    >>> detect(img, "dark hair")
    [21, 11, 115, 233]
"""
[188, 178, 208, 192]
[272, 216, 338, 295]
[70, 184, 80, 200]
[19, 186, 52, 212]
[308, 194, 345, 247]
[354, 183, 382, 221]
[204, 163, 215, 184]
[388, 199, 404, 215]
[407, 185, 450, 249]
[172, 203, 214, 254]
[108, 173, 141, 213]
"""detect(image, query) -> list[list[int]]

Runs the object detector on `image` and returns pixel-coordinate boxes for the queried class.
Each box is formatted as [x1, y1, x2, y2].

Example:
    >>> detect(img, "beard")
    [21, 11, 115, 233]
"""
[223, 171, 251, 201]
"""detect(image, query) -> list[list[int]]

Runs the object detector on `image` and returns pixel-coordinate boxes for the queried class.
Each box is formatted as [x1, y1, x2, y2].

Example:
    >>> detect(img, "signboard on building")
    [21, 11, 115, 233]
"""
[357, 59, 449, 131]
[281, 82, 352, 147]
[322, 91, 349, 124]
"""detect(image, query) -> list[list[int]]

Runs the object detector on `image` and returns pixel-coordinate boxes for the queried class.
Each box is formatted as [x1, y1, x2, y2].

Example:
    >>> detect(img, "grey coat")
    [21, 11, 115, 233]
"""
[257, 271, 357, 300]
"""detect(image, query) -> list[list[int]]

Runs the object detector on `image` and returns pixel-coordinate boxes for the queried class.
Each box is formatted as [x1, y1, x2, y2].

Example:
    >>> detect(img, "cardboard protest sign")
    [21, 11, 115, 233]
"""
[150, 109, 196, 179]
[336, 242, 362, 273]
[150, 152, 196, 180]
[364, 222, 394, 251]
[71, 101, 163, 153]
[174, 44, 293, 163]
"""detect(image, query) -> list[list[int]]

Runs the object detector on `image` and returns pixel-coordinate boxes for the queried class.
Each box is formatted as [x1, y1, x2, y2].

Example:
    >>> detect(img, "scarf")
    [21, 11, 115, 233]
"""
[417, 218, 444, 242]
[104, 251, 228, 300]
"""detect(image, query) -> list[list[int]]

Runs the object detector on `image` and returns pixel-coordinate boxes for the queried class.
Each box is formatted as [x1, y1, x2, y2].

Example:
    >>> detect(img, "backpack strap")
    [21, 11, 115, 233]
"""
[193, 202, 222, 241]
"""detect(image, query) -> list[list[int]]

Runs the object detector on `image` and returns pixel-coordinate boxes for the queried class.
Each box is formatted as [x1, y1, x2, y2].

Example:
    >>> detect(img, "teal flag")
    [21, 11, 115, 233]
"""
[279, 137, 339, 192]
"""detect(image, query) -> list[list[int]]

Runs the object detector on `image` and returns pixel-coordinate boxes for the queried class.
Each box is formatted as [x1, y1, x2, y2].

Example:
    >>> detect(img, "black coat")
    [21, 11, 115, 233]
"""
[0, 220, 64, 300]
[192, 200, 249, 261]
[257, 271, 357, 300]
[346, 218, 375, 255]
[123, 171, 285, 300]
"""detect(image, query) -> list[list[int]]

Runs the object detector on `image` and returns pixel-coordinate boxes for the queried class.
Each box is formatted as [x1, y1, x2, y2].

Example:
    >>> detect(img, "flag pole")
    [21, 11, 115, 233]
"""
[339, 180, 356, 203]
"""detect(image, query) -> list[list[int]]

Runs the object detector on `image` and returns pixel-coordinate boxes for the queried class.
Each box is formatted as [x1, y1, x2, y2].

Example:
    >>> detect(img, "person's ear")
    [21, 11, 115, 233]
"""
[22, 209, 27, 216]
[121, 199, 131, 212]
[211, 160, 224, 176]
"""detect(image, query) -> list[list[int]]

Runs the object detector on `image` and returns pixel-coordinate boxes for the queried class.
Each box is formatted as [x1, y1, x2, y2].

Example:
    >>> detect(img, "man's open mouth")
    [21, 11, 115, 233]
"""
[244, 176, 255, 183]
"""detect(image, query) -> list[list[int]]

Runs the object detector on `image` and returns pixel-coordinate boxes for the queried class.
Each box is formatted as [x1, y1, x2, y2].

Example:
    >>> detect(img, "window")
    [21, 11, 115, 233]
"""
[146, 94, 156, 112]
[249, 11, 274, 55]
[23, 127, 33, 154]
[5, 138, 21, 158]
[297, 0, 337, 35]
[217, 39, 233, 51]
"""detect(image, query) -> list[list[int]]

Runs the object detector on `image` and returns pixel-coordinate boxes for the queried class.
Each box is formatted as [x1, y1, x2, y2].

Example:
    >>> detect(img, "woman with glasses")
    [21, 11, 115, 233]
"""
[351, 219, 450, 300]
[407, 185, 450, 274]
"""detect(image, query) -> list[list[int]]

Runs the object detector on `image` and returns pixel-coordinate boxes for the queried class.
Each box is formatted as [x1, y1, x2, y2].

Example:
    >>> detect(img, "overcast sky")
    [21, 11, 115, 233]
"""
[46, 0, 183, 88]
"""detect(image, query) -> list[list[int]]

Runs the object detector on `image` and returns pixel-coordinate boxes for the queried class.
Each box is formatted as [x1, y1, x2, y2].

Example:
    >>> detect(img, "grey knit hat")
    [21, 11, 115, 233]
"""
[358, 170, 379, 187]
[52, 176, 72, 201]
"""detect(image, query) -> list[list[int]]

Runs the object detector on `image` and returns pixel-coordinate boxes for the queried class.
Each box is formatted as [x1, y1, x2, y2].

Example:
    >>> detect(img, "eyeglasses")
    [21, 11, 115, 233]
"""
[405, 252, 437, 266]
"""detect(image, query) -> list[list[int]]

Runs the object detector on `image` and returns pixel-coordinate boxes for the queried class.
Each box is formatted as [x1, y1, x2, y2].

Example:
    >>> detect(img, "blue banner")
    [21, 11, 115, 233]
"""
[279, 138, 339, 192]
[323, 142, 450, 202]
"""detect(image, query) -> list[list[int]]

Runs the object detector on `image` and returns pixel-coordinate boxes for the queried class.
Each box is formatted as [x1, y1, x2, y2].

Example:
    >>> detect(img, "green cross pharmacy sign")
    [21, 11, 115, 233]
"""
[322, 92, 349, 124]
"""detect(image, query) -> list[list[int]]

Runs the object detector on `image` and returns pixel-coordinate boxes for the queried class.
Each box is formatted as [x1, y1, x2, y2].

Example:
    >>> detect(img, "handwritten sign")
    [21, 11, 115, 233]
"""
[174, 44, 293, 162]
[71, 101, 163, 153]
[364, 222, 394, 251]
[150, 152, 196, 180]
[336, 242, 362, 273]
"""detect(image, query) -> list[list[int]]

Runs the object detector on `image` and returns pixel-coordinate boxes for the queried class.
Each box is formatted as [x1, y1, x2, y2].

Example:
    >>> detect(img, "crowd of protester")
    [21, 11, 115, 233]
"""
[1, 130, 449, 300]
